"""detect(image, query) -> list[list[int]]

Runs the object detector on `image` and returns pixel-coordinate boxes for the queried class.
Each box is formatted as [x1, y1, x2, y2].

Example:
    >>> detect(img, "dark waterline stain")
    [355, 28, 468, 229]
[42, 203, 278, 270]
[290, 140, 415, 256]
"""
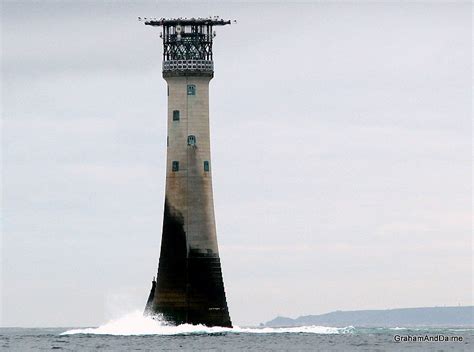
[145, 198, 231, 327]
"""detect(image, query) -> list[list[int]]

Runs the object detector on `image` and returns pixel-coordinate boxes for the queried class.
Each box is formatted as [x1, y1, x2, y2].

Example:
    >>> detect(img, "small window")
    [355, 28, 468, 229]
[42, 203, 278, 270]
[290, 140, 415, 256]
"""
[173, 110, 180, 121]
[172, 161, 179, 172]
[187, 84, 196, 95]
[204, 161, 210, 172]
[167, 136, 169, 147]
[187, 135, 196, 146]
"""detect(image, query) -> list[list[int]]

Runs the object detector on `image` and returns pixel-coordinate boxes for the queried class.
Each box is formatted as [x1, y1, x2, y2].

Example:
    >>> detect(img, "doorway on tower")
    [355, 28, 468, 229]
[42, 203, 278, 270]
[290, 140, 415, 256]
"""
[172, 161, 179, 172]
[187, 135, 196, 147]
[173, 110, 180, 121]
[187, 84, 196, 95]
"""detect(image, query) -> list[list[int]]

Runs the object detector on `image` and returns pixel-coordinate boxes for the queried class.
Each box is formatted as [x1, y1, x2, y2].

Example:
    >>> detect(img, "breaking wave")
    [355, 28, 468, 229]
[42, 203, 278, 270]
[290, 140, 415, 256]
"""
[61, 311, 354, 336]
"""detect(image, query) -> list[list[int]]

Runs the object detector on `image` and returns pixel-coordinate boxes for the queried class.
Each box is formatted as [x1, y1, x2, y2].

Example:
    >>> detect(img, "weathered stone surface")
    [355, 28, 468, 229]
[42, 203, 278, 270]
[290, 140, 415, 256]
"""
[145, 76, 231, 328]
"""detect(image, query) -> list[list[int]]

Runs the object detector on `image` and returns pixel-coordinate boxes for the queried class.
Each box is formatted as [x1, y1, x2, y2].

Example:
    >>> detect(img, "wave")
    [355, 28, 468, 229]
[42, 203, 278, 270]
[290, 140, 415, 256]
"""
[61, 311, 354, 336]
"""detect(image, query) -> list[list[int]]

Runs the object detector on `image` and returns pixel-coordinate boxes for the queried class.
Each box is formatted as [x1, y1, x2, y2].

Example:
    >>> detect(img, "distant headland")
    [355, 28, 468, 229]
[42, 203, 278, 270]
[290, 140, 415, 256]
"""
[264, 306, 474, 328]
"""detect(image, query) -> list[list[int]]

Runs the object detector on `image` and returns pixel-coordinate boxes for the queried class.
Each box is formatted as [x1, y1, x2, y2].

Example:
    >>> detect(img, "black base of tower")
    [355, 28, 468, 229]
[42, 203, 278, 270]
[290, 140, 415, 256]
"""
[144, 199, 232, 328]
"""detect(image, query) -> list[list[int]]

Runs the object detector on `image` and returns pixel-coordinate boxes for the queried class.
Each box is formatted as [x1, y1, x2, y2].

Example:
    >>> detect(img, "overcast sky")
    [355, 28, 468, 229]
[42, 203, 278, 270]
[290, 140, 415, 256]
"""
[1, 1, 472, 327]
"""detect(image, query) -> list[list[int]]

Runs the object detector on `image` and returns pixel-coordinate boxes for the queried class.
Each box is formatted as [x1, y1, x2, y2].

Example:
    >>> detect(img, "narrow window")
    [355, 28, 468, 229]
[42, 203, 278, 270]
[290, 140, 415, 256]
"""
[173, 110, 180, 121]
[187, 135, 196, 146]
[204, 161, 210, 172]
[172, 161, 179, 172]
[187, 84, 196, 95]
[167, 136, 169, 147]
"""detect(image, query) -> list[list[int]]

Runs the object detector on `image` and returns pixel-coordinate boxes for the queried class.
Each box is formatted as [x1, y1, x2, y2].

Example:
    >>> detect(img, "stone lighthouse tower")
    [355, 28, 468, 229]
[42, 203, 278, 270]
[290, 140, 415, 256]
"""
[142, 17, 232, 327]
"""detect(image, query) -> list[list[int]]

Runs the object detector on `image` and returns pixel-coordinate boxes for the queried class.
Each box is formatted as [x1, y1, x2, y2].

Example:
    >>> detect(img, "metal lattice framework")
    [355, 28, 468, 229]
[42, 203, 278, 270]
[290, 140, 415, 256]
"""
[141, 17, 232, 76]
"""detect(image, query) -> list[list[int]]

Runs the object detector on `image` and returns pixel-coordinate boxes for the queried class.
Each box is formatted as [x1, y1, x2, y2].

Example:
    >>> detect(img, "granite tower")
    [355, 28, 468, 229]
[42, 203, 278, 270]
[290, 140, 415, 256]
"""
[142, 17, 232, 328]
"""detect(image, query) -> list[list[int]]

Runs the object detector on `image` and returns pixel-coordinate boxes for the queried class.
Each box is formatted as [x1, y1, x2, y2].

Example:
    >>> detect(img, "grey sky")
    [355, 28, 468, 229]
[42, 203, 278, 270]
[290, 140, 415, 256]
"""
[1, 1, 472, 327]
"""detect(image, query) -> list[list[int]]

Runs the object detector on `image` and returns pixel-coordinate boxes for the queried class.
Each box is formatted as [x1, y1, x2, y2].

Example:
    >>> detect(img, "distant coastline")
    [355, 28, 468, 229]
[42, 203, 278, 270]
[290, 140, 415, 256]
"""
[264, 306, 474, 328]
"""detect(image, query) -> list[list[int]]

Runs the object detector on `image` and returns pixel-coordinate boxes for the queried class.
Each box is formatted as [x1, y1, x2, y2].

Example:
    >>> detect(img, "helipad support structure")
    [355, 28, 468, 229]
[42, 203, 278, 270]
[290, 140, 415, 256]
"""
[142, 17, 232, 327]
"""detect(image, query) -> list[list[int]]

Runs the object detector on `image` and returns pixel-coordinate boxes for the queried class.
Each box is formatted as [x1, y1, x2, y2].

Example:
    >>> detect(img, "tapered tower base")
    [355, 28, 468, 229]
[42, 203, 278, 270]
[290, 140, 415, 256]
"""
[144, 200, 232, 327]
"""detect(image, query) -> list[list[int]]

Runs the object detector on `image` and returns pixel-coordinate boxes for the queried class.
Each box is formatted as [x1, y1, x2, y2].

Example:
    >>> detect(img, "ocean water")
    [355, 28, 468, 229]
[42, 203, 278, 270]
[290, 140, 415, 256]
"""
[1, 311, 472, 351]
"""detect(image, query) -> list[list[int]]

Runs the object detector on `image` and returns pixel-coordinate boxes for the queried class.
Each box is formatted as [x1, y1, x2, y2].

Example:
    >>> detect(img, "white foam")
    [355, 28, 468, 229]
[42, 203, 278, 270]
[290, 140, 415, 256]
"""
[61, 311, 354, 336]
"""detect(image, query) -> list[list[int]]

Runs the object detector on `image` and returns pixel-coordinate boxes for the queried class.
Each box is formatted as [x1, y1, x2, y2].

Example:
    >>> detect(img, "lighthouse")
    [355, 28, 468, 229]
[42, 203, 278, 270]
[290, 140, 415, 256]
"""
[142, 17, 232, 328]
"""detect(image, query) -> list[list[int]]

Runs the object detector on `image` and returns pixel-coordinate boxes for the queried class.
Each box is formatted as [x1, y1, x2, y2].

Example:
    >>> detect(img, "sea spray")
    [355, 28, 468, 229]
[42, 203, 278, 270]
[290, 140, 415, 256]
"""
[61, 311, 354, 336]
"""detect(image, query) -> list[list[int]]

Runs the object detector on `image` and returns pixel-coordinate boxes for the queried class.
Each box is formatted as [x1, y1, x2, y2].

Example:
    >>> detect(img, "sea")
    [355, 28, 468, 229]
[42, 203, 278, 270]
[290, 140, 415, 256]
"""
[1, 311, 472, 351]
